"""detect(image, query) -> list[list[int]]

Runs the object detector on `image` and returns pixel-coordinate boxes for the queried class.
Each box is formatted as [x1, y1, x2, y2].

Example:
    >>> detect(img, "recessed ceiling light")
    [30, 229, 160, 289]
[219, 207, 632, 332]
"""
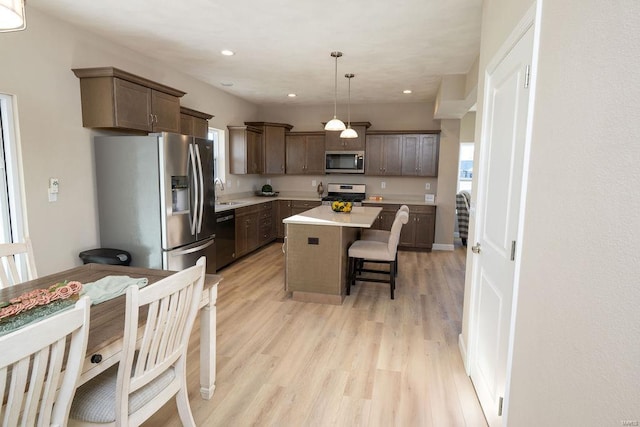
[221, 49, 235, 56]
[403, 89, 412, 94]
[287, 93, 297, 98]
[221, 82, 233, 87]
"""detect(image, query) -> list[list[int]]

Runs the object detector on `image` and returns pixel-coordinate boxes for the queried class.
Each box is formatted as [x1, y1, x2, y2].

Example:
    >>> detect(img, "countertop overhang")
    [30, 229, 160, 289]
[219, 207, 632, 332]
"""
[283, 206, 382, 228]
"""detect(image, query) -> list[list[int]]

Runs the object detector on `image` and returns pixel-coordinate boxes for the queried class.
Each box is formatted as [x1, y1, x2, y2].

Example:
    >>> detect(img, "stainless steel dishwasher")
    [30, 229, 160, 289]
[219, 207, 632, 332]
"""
[215, 211, 236, 271]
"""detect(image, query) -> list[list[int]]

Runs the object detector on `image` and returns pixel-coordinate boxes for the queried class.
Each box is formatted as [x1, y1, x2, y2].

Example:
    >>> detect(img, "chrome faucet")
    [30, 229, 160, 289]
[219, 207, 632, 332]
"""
[214, 178, 224, 201]
[214, 177, 225, 191]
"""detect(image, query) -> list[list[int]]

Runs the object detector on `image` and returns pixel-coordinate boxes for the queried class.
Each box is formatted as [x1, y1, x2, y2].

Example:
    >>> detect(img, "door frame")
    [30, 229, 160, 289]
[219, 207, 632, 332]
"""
[465, 2, 542, 424]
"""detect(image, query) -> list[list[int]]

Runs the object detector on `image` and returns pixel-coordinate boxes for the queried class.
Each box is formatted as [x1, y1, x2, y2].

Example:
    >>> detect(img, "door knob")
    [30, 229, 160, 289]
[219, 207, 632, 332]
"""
[471, 243, 481, 254]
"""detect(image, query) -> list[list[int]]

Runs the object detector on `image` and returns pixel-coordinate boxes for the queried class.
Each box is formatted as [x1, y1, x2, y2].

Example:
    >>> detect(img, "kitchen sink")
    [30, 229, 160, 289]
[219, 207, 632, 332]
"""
[216, 201, 242, 206]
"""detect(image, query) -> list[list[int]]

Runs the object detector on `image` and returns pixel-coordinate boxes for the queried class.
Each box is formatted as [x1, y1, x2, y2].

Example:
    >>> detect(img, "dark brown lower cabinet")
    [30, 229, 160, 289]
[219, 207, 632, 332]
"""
[290, 200, 321, 215]
[366, 203, 400, 230]
[236, 202, 275, 258]
[399, 205, 436, 250]
[235, 205, 259, 258]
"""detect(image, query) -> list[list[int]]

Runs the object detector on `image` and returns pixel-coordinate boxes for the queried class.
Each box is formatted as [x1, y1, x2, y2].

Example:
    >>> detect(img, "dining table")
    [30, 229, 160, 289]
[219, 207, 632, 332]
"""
[0, 262, 221, 400]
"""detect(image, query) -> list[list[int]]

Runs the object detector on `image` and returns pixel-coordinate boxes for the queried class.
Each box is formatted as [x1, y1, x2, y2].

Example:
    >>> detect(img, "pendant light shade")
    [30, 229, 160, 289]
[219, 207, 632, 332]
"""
[0, 0, 26, 32]
[340, 73, 358, 139]
[324, 51, 346, 132]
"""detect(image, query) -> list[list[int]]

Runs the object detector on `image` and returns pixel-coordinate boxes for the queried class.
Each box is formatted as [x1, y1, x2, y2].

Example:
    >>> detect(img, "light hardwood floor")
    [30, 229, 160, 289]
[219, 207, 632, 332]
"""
[144, 243, 487, 426]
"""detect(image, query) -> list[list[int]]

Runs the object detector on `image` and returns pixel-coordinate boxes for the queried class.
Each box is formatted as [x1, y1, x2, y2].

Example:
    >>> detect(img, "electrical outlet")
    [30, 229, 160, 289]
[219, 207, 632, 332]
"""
[425, 182, 431, 190]
[381, 181, 386, 189]
[312, 180, 316, 187]
[266, 179, 271, 185]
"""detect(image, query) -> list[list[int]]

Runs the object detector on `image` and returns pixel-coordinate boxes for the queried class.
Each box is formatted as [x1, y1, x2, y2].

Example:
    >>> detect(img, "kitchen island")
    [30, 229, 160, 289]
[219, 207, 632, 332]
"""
[283, 205, 382, 304]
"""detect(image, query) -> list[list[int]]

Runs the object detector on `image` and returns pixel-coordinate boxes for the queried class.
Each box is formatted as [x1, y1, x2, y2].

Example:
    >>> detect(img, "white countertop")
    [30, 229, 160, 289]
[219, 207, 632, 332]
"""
[282, 205, 382, 228]
[214, 194, 436, 213]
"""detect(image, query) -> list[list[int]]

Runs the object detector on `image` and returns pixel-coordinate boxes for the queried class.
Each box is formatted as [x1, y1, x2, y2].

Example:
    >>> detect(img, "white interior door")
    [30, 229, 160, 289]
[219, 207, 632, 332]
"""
[469, 25, 534, 426]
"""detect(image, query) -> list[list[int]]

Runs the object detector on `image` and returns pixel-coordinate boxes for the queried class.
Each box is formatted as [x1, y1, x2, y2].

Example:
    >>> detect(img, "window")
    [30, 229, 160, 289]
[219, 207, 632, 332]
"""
[207, 127, 225, 183]
[0, 94, 27, 245]
[457, 142, 474, 193]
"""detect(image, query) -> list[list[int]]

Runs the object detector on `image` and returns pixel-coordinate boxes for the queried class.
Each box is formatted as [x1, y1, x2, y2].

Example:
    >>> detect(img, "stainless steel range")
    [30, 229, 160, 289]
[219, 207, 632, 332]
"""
[321, 183, 366, 206]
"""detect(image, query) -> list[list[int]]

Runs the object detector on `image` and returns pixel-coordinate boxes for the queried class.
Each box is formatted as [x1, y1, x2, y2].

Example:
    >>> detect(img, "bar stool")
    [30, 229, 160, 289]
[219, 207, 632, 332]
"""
[361, 205, 409, 243]
[360, 205, 409, 276]
[347, 211, 409, 299]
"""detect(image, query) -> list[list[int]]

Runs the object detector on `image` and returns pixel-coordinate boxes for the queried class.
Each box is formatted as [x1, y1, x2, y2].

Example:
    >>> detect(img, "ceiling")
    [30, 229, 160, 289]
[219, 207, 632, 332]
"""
[29, 0, 482, 106]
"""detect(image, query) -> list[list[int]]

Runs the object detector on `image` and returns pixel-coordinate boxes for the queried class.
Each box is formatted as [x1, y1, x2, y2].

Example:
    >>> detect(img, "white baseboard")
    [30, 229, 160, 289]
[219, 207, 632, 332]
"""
[432, 243, 455, 251]
[458, 333, 470, 373]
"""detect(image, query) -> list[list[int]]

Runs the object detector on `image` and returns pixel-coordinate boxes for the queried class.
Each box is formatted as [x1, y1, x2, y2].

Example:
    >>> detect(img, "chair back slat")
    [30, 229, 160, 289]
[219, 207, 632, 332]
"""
[0, 297, 90, 427]
[0, 238, 38, 288]
[117, 258, 205, 417]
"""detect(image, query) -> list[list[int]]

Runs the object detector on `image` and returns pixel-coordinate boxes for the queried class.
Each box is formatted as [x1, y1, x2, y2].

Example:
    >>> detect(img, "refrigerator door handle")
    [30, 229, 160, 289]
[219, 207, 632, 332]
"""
[169, 237, 215, 256]
[194, 143, 204, 234]
[188, 143, 199, 235]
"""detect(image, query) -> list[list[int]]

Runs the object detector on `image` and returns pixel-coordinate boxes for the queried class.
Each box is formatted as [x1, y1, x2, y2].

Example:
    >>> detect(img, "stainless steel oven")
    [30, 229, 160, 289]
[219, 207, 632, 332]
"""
[325, 151, 365, 174]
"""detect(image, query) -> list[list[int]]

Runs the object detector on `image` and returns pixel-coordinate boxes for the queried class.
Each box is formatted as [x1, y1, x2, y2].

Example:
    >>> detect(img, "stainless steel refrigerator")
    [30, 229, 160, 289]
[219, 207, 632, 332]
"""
[94, 132, 216, 274]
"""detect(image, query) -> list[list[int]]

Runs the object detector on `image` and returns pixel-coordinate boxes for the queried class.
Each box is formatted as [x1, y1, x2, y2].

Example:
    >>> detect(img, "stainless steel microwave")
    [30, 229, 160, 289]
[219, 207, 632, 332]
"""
[325, 151, 365, 174]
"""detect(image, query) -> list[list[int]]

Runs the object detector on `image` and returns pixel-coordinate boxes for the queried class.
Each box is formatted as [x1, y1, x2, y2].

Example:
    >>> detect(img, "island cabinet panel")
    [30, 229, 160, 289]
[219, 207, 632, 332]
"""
[399, 205, 436, 250]
[180, 107, 213, 138]
[365, 135, 402, 176]
[72, 67, 184, 133]
[245, 122, 293, 175]
[228, 125, 263, 174]
[401, 134, 440, 177]
[324, 122, 370, 151]
[276, 200, 292, 239]
[285, 223, 358, 304]
[285, 133, 325, 174]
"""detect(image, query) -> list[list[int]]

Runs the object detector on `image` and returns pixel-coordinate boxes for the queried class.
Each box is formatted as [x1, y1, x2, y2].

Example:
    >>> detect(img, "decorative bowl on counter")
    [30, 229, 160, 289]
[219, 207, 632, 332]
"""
[331, 201, 352, 213]
[257, 191, 279, 197]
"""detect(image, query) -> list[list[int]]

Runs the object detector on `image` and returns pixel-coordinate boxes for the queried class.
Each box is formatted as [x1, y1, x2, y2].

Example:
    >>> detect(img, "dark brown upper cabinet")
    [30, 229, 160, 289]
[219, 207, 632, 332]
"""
[180, 107, 213, 138]
[244, 122, 293, 175]
[72, 67, 185, 133]
[324, 122, 371, 151]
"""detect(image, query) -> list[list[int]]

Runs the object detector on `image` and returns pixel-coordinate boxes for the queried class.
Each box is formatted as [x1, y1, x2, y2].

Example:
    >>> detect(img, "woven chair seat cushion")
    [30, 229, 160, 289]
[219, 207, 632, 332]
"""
[69, 363, 176, 423]
[349, 240, 394, 261]
[361, 229, 391, 243]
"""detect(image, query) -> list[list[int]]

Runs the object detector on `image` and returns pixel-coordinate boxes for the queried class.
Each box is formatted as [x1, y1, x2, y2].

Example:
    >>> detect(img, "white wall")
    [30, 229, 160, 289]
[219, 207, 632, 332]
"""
[0, 7, 258, 275]
[463, 0, 640, 424]
[258, 102, 440, 132]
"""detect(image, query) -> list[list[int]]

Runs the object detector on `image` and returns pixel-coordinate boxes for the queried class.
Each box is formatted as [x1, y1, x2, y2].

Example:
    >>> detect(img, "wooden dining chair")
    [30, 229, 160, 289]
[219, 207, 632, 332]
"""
[0, 237, 38, 289]
[0, 296, 91, 427]
[68, 257, 206, 427]
[347, 211, 409, 299]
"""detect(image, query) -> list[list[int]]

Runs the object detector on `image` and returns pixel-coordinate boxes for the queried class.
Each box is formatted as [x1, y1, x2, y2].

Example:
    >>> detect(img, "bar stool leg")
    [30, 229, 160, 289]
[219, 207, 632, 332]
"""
[390, 260, 396, 299]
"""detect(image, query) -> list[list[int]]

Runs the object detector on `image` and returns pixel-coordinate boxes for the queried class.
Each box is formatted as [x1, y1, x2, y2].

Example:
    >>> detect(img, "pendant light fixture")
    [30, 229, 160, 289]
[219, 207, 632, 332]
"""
[340, 73, 358, 139]
[0, 0, 26, 32]
[324, 51, 346, 132]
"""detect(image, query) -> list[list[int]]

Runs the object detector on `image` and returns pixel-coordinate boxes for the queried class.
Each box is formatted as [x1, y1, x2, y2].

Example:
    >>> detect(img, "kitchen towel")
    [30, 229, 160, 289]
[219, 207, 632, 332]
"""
[81, 275, 148, 305]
